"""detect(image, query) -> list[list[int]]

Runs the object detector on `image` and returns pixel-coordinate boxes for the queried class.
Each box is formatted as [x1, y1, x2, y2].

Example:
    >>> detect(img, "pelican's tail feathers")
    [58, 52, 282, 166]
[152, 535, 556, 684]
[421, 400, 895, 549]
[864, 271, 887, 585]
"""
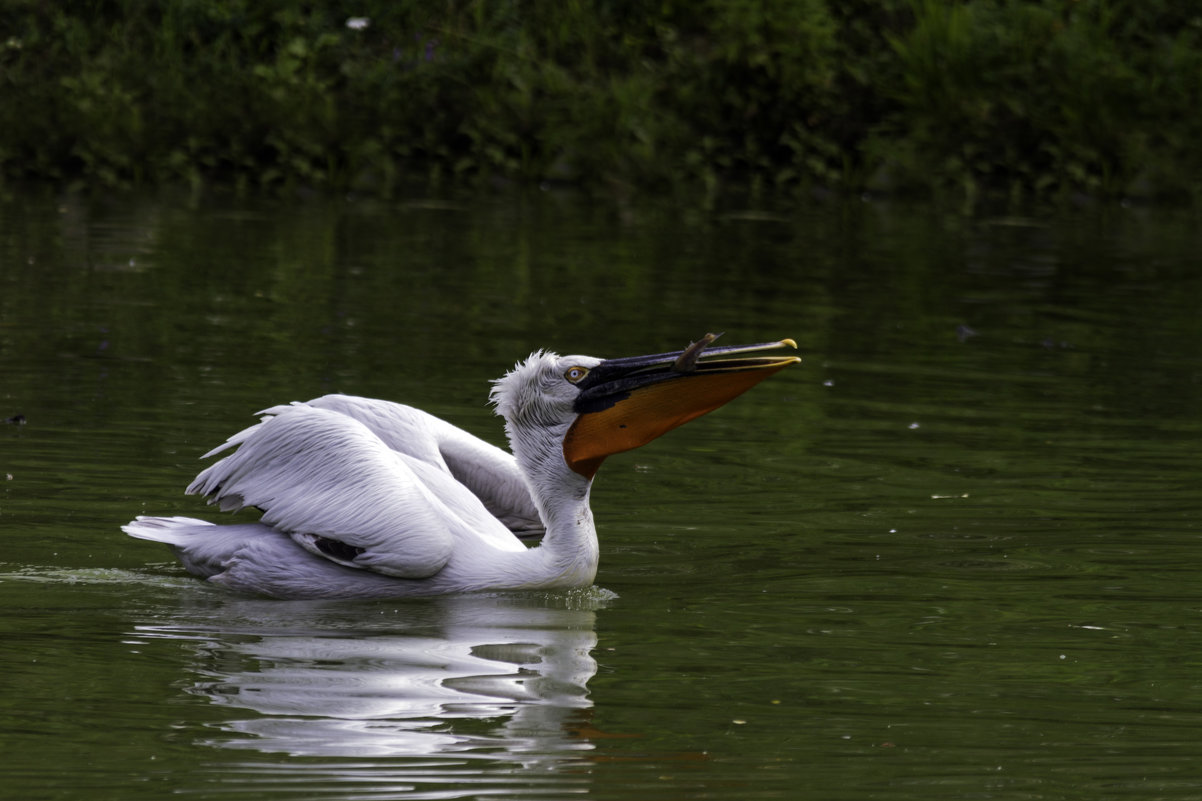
[122, 515, 216, 545]
[123, 515, 228, 579]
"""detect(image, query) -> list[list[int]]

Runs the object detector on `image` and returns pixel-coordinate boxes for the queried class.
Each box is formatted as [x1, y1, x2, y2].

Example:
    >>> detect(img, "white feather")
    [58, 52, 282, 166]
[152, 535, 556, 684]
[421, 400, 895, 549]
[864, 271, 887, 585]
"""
[302, 395, 543, 537]
[186, 404, 513, 578]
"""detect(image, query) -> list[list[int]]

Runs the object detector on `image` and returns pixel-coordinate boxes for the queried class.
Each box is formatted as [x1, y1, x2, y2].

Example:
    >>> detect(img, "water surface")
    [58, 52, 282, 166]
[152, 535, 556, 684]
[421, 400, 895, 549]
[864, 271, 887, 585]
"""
[2, 191, 1201, 800]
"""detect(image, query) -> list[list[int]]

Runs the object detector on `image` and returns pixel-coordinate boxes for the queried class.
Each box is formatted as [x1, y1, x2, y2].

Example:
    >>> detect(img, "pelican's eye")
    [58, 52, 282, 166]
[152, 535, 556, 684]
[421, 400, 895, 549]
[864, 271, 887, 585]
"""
[564, 366, 590, 383]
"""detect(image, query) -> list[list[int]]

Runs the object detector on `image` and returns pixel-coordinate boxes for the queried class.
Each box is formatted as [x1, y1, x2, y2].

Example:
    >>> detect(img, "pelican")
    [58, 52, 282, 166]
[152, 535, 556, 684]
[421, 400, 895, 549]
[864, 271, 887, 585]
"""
[124, 335, 799, 599]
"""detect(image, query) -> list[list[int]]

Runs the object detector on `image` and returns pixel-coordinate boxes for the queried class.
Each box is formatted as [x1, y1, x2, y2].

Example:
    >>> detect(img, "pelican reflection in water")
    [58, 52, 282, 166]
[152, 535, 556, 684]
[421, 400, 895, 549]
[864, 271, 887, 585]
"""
[133, 593, 605, 763]
[125, 335, 799, 599]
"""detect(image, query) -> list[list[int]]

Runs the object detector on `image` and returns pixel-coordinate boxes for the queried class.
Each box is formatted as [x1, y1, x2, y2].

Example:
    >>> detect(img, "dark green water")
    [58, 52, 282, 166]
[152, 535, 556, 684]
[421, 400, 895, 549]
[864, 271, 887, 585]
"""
[2, 191, 1202, 800]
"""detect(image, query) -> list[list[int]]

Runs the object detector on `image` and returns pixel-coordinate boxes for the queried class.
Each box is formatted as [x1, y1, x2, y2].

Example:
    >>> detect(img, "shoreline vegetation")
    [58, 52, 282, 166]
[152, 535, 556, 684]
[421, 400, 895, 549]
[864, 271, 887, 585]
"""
[2, 1, 1199, 206]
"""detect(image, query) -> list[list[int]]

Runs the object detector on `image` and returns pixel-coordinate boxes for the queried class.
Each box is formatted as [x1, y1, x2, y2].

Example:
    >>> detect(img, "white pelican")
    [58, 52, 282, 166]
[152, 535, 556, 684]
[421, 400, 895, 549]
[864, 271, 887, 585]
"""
[125, 335, 799, 599]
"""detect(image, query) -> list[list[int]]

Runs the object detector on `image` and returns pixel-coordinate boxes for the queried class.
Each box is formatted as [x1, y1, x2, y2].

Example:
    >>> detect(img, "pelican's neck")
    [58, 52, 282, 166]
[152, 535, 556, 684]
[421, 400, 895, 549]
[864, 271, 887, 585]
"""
[531, 477, 599, 586]
[505, 418, 600, 587]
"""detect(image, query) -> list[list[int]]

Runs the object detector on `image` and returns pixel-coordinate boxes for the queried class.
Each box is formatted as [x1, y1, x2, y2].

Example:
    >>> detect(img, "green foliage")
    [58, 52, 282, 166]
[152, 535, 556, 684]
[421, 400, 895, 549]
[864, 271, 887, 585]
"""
[0, 0, 1198, 202]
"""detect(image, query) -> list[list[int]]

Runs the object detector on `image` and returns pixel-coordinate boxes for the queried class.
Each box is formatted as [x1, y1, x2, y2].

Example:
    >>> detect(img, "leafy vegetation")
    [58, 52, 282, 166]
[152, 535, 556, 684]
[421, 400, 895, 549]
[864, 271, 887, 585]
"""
[1, 0, 1199, 203]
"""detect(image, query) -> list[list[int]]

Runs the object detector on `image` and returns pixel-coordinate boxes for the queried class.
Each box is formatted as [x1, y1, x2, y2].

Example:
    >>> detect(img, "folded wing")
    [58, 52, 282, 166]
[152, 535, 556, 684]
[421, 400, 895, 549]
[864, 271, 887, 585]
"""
[187, 404, 492, 578]
[303, 395, 544, 538]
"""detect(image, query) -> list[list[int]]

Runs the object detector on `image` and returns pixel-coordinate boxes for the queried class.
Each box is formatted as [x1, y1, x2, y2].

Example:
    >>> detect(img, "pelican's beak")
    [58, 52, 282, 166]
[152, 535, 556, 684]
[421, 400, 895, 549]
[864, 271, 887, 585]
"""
[563, 334, 800, 478]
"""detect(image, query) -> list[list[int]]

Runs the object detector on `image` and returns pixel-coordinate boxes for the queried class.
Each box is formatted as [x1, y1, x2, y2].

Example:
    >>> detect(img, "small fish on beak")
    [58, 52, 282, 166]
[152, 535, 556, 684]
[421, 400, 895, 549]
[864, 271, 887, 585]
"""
[672, 332, 723, 373]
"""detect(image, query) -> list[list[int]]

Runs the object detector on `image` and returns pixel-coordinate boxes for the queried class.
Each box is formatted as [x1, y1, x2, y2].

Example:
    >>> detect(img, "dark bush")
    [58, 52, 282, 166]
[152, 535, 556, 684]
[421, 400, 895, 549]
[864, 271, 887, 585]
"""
[0, 1, 1197, 202]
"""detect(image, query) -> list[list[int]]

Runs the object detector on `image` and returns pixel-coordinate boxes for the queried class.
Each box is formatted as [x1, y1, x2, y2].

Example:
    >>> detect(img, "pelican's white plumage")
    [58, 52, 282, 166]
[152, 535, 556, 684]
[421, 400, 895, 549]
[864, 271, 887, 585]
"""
[125, 338, 798, 599]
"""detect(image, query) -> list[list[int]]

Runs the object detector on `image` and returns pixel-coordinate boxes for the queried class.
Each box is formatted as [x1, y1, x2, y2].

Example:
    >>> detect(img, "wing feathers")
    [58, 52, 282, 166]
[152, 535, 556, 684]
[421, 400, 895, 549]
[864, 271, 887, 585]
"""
[305, 395, 545, 538]
[188, 406, 455, 579]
